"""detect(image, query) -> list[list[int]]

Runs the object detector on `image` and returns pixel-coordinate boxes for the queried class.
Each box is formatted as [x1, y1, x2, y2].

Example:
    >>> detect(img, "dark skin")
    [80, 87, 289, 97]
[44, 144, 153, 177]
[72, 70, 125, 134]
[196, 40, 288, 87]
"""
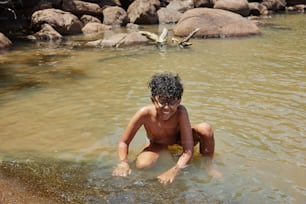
[112, 96, 217, 184]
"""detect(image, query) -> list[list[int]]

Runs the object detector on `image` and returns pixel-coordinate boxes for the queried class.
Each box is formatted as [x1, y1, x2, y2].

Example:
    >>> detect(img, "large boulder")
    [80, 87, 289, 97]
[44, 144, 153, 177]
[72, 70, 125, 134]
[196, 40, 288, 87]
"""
[0, 33, 12, 49]
[86, 32, 148, 47]
[80, 15, 101, 25]
[127, 0, 160, 24]
[157, 7, 183, 24]
[214, 0, 250, 17]
[31, 9, 83, 35]
[173, 8, 261, 38]
[103, 6, 129, 26]
[262, 0, 286, 11]
[166, 0, 194, 13]
[249, 2, 269, 16]
[61, 0, 102, 17]
[82, 22, 112, 35]
[27, 24, 63, 41]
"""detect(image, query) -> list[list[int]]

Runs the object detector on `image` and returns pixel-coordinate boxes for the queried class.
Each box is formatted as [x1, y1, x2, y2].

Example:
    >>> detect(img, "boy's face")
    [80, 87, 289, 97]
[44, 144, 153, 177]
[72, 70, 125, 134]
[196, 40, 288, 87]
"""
[151, 96, 181, 120]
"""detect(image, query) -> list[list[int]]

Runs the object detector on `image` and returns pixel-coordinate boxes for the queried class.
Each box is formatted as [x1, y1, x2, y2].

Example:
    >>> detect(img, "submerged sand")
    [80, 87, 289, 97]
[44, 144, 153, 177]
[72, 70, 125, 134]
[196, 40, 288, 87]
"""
[0, 173, 58, 204]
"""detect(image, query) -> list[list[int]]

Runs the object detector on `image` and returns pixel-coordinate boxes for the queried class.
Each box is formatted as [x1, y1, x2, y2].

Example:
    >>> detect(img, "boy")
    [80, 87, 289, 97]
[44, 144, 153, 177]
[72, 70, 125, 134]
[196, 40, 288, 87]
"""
[112, 73, 216, 184]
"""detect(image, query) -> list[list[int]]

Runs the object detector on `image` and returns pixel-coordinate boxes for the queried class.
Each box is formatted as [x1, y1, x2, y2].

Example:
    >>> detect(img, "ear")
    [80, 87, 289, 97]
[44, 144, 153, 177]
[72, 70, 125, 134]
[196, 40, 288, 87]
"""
[150, 96, 155, 103]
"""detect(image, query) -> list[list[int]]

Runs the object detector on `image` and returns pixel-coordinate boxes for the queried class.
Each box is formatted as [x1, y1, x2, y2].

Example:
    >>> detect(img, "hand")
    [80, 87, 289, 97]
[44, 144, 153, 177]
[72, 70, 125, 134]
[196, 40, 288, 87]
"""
[112, 162, 132, 177]
[157, 166, 180, 184]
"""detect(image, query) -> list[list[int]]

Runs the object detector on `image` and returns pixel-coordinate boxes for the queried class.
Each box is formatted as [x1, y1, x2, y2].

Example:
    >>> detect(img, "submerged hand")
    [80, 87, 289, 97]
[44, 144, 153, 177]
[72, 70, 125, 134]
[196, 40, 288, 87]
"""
[157, 166, 180, 184]
[112, 162, 131, 177]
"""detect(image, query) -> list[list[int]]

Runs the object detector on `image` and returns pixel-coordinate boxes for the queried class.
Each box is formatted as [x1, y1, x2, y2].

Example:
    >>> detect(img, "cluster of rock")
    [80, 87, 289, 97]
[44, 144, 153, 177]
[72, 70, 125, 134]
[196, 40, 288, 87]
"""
[0, 0, 305, 50]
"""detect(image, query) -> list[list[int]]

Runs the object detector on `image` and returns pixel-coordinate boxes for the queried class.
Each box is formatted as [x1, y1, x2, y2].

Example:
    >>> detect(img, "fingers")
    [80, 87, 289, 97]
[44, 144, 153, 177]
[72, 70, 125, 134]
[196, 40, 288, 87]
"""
[112, 166, 132, 177]
[157, 176, 174, 185]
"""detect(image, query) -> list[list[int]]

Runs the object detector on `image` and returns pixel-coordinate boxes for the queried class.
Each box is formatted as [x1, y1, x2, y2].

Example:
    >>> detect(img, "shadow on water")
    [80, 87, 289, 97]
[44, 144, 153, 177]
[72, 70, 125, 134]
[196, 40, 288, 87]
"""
[0, 48, 88, 100]
[0, 156, 225, 204]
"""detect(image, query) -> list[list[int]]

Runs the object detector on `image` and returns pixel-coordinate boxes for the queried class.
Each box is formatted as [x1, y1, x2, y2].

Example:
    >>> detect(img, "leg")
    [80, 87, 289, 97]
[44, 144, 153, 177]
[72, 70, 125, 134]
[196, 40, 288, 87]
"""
[135, 142, 167, 169]
[192, 122, 215, 157]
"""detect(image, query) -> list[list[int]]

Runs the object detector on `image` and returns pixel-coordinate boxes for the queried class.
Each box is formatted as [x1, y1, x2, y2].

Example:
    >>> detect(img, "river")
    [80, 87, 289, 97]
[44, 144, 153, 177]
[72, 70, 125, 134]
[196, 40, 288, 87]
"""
[0, 13, 305, 203]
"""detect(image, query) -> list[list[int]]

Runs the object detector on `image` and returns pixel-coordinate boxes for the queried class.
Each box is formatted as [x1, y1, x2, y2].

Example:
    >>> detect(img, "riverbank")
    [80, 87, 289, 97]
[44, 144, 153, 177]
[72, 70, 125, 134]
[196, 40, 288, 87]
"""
[0, 0, 305, 50]
[0, 173, 58, 204]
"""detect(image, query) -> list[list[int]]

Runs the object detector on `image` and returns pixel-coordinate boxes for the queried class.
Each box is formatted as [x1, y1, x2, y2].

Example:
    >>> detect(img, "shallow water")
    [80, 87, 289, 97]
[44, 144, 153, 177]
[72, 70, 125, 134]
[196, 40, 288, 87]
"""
[0, 14, 305, 203]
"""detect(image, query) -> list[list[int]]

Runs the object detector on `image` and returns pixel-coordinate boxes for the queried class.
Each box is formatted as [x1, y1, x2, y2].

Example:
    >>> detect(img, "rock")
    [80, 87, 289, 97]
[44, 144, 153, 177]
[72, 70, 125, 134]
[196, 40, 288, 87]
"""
[214, 0, 250, 17]
[173, 8, 261, 38]
[27, 23, 63, 41]
[103, 6, 129, 26]
[166, 0, 194, 13]
[262, 0, 286, 11]
[31, 8, 83, 35]
[194, 0, 214, 8]
[157, 7, 183, 24]
[80, 15, 102, 25]
[86, 32, 148, 47]
[0, 33, 12, 49]
[62, 0, 102, 17]
[82, 22, 112, 35]
[127, 0, 160, 24]
[286, 0, 306, 6]
[249, 2, 269, 16]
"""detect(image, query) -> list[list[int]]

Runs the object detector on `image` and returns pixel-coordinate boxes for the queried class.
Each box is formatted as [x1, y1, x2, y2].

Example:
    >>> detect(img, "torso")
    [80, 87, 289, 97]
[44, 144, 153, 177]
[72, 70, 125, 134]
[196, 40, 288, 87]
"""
[142, 105, 181, 145]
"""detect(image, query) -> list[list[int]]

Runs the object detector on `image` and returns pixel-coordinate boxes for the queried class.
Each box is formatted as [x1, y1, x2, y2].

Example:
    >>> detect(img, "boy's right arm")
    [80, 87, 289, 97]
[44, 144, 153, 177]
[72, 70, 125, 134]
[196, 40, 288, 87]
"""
[112, 108, 146, 177]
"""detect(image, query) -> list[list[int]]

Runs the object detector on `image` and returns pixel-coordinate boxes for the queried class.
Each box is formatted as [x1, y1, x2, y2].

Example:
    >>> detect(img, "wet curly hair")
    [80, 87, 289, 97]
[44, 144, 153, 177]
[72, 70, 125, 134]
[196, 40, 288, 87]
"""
[148, 73, 183, 99]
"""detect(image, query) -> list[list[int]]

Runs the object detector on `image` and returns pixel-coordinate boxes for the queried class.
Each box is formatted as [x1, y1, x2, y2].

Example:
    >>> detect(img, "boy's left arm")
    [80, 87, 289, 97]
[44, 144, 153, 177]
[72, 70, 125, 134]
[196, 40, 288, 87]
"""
[157, 106, 194, 184]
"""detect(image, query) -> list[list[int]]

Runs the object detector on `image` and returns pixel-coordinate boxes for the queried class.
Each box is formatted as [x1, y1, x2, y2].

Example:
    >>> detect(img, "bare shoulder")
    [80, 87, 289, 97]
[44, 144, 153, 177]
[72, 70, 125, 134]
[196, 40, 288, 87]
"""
[137, 105, 156, 116]
[177, 104, 189, 115]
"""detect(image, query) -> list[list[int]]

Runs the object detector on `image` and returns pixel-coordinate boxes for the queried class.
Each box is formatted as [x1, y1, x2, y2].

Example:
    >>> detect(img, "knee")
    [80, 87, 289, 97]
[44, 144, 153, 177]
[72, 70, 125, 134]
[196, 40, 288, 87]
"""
[135, 157, 154, 169]
[197, 123, 214, 138]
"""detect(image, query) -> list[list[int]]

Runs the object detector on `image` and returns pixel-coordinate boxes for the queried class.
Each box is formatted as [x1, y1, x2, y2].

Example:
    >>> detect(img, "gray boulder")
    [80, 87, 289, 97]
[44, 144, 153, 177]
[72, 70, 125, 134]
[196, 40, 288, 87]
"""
[86, 32, 148, 48]
[62, 0, 102, 17]
[103, 6, 129, 26]
[27, 24, 63, 41]
[82, 22, 112, 35]
[173, 8, 261, 38]
[214, 0, 250, 17]
[127, 0, 160, 24]
[157, 7, 183, 24]
[31, 8, 83, 35]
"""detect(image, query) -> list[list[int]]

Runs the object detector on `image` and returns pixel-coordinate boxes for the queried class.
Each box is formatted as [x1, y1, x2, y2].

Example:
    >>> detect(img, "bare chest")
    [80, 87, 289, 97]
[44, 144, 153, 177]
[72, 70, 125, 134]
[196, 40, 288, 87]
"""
[144, 118, 179, 145]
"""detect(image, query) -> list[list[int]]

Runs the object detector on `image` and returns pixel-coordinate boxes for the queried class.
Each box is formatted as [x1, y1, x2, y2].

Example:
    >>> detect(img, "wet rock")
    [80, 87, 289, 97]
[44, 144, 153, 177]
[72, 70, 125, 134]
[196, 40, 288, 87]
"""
[86, 32, 148, 47]
[31, 8, 83, 35]
[157, 7, 183, 24]
[173, 8, 261, 38]
[214, 0, 250, 17]
[102, 6, 129, 26]
[82, 22, 112, 35]
[0, 32, 12, 49]
[61, 0, 103, 17]
[127, 0, 160, 24]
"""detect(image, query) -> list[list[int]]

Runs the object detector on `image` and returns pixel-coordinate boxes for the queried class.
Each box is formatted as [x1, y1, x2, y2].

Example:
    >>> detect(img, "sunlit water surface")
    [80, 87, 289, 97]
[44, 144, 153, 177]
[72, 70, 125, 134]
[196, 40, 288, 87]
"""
[0, 14, 305, 203]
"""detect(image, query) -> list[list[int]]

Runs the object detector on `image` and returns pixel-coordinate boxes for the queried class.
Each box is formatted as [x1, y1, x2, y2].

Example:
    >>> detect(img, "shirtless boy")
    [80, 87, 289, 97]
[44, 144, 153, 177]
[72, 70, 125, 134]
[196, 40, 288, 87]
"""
[112, 73, 216, 184]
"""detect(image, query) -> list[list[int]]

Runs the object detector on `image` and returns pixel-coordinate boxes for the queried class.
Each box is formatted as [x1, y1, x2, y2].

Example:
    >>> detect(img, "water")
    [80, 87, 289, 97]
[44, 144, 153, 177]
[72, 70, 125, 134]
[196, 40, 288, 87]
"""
[0, 14, 305, 203]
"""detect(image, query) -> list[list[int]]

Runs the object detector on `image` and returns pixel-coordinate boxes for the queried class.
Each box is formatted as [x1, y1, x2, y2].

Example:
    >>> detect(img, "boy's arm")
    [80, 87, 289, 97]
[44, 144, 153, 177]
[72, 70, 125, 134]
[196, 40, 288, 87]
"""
[157, 106, 194, 184]
[112, 108, 145, 177]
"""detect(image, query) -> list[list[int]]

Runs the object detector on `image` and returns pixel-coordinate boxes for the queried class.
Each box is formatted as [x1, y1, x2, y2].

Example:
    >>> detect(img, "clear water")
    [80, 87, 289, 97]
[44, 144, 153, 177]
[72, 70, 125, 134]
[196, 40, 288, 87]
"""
[0, 14, 305, 203]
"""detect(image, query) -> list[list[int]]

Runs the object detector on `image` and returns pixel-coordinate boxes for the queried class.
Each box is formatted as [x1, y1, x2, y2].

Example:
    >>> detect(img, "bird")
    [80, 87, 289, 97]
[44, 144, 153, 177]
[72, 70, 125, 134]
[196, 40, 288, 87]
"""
[172, 28, 200, 48]
[139, 27, 168, 45]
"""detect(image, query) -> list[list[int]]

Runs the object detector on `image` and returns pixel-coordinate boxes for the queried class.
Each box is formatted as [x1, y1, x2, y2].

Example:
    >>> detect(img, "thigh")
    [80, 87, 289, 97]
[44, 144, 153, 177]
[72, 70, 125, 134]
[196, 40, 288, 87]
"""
[135, 142, 167, 169]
